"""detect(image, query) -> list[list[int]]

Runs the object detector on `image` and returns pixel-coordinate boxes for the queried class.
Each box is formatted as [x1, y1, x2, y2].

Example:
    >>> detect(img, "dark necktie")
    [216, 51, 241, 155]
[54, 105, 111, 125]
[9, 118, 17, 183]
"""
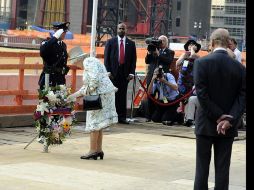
[119, 39, 125, 64]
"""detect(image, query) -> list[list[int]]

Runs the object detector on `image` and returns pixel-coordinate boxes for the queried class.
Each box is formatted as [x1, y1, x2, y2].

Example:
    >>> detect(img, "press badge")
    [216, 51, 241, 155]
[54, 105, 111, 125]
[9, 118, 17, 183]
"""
[163, 96, 168, 103]
[183, 60, 189, 67]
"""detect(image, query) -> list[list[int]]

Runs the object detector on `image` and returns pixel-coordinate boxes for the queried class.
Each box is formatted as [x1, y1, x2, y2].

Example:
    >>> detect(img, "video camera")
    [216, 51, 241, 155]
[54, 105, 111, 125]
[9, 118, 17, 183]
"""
[145, 37, 162, 52]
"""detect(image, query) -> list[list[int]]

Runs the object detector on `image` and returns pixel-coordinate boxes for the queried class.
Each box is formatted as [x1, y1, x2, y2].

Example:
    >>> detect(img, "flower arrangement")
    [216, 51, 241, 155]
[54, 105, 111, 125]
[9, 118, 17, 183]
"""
[34, 85, 77, 147]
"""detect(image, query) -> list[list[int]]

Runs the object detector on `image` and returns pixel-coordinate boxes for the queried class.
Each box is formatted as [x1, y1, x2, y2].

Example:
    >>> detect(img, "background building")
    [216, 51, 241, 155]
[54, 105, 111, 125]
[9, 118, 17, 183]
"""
[2, 0, 173, 35]
[210, 0, 246, 50]
[0, 0, 11, 30]
[0, 0, 246, 50]
[171, 0, 212, 40]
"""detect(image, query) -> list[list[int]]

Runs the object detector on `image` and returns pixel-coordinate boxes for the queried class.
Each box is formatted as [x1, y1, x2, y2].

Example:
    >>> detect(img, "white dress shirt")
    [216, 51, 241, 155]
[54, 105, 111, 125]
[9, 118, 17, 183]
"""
[233, 48, 242, 63]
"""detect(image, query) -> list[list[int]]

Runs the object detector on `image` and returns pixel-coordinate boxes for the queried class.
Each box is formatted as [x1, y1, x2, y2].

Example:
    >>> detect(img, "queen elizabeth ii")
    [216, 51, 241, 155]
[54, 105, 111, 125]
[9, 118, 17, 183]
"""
[67, 56, 118, 160]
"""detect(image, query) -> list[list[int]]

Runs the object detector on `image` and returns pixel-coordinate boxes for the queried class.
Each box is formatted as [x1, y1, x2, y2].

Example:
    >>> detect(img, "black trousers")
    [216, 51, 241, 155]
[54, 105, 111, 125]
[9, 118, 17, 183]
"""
[194, 135, 234, 190]
[111, 65, 129, 121]
[145, 96, 180, 123]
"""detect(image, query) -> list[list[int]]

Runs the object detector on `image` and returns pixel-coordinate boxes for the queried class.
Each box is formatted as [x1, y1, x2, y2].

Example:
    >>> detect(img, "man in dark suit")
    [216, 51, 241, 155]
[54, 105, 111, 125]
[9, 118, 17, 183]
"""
[145, 35, 175, 87]
[193, 28, 246, 190]
[144, 35, 175, 122]
[104, 23, 137, 124]
[38, 22, 70, 89]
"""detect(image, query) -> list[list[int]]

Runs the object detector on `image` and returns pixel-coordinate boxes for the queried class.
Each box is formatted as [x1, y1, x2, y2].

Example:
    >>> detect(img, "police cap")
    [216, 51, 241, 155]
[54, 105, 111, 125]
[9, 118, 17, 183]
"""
[52, 21, 70, 31]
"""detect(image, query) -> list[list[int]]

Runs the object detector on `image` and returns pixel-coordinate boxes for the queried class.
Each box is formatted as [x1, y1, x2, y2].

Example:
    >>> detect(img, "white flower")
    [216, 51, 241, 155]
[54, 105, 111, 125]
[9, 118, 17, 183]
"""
[46, 115, 52, 125]
[36, 102, 49, 115]
[60, 116, 73, 125]
[46, 91, 58, 104]
[59, 85, 66, 91]
[37, 136, 45, 144]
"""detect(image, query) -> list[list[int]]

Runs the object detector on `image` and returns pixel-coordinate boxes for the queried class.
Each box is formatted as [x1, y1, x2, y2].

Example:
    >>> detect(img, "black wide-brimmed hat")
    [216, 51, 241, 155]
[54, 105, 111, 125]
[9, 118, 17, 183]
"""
[184, 40, 201, 53]
[52, 21, 70, 31]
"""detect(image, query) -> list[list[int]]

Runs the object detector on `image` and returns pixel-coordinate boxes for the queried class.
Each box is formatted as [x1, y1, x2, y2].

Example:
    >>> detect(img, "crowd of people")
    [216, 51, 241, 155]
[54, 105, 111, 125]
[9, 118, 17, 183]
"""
[141, 37, 203, 127]
[39, 21, 245, 189]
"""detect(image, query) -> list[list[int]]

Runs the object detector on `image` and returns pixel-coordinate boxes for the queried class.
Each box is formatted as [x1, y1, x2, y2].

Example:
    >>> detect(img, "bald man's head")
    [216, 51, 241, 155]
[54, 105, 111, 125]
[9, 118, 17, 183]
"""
[210, 28, 230, 48]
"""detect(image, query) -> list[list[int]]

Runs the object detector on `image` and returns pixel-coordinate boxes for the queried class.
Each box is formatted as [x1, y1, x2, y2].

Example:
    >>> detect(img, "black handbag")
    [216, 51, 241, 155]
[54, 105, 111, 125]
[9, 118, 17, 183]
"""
[83, 87, 102, 111]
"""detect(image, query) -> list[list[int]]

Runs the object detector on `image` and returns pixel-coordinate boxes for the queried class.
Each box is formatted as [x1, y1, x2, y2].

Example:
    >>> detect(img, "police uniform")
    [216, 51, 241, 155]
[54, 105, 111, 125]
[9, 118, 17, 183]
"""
[38, 22, 70, 89]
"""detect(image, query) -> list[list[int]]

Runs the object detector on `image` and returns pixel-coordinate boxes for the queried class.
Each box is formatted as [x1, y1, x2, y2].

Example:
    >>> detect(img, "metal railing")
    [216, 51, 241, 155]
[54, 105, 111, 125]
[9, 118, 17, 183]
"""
[0, 35, 41, 49]
[0, 51, 83, 114]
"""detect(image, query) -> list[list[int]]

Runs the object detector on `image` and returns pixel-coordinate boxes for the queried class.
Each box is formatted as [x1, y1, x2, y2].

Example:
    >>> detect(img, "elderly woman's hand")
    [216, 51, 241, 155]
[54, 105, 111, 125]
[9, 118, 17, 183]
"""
[88, 87, 95, 93]
[66, 94, 76, 103]
[107, 72, 114, 80]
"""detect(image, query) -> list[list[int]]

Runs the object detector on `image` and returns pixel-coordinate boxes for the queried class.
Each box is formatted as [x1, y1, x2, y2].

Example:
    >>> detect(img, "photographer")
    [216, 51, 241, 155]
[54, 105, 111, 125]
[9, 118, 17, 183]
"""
[38, 22, 70, 89]
[176, 39, 201, 95]
[146, 66, 182, 124]
[145, 35, 175, 88]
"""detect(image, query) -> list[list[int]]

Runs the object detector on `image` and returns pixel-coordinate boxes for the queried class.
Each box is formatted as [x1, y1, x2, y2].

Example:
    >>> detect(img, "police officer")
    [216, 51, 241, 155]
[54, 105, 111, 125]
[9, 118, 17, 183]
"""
[38, 22, 70, 89]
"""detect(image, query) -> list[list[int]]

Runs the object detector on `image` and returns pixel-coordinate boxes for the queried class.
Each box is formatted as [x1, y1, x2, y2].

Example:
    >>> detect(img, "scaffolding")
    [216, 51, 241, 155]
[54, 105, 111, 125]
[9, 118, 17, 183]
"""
[149, 0, 172, 37]
[42, 0, 66, 29]
[96, 0, 173, 43]
[36, 0, 67, 29]
[96, 0, 126, 46]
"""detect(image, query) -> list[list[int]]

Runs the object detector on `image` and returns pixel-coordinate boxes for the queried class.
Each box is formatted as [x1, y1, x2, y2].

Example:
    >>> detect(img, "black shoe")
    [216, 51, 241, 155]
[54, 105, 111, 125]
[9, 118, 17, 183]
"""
[184, 120, 193, 127]
[145, 119, 151, 122]
[97, 151, 104, 160]
[80, 152, 98, 160]
[162, 121, 174, 126]
[118, 120, 129, 124]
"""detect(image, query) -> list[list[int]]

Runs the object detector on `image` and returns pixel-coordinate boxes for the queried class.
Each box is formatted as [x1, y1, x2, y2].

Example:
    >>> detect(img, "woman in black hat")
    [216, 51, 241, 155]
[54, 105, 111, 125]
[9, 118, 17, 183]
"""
[176, 39, 201, 95]
[175, 39, 201, 127]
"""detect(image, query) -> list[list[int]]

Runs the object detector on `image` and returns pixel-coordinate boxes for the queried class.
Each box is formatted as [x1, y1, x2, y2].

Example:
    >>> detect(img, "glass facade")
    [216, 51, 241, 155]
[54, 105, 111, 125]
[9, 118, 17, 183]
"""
[224, 17, 245, 25]
[0, 0, 11, 30]
[225, 0, 245, 3]
[176, 17, 180, 27]
[210, 0, 246, 50]
[225, 6, 245, 14]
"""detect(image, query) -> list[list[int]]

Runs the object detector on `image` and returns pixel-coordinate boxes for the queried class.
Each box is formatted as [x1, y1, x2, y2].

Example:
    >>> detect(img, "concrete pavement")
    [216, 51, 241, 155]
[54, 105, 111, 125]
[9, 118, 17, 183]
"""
[0, 119, 246, 190]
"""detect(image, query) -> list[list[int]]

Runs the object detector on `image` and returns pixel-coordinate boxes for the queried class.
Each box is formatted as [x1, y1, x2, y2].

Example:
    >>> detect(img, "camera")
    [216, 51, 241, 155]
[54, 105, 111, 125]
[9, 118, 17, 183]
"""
[157, 65, 163, 79]
[145, 37, 162, 52]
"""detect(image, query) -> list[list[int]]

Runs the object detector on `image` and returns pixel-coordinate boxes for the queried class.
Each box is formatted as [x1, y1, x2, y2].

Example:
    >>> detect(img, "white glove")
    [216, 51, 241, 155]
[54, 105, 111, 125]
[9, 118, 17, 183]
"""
[53, 29, 64, 39]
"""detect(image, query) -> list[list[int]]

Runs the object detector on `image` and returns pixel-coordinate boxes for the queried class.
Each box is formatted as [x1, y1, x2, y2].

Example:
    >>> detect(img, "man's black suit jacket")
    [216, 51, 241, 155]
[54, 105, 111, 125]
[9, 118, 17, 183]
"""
[145, 48, 175, 86]
[104, 37, 137, 78]
[193, 49, 246, 137]
[158, 48, 175, 72]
